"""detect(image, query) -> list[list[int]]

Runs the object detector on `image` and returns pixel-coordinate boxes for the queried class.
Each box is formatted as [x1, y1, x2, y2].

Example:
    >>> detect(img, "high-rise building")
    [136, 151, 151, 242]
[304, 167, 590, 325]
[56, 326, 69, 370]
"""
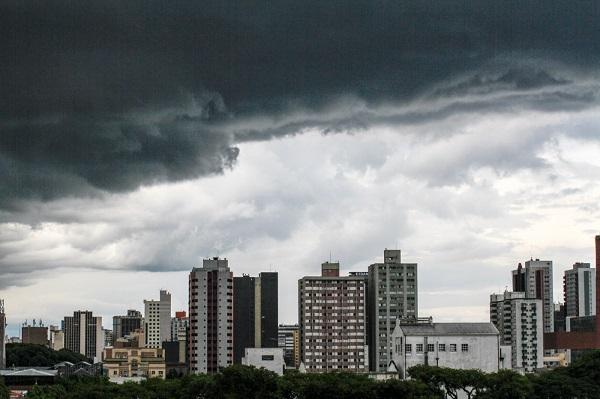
[63, 311, 104, 362]
[298, 262, 368, 373]
[563, 263, 596, 318]
[278, 324, 300, 368]
[49, 325, 64, 351]
[490, 291, 543, 372]
[0, 300, 6, 369]
[233, 272, 278, 364]
[368, 249, 418, 371]
[512, 259, 554, 333]
[144, 290, 172, 349]
[171, 311, 189, 342]
[21, 322, 48, 345]
[189, 257, 234, 374]
[113, 310, 143, 341]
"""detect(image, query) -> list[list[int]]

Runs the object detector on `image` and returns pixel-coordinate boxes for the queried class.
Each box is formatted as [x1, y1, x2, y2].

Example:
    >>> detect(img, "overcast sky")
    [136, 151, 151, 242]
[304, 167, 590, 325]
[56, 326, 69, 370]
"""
[2, 1, 600, 335]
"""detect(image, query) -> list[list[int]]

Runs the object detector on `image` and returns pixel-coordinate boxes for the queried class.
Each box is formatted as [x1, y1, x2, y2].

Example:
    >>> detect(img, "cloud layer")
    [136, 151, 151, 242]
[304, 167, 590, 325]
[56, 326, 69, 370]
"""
[2, 1, 600, 206]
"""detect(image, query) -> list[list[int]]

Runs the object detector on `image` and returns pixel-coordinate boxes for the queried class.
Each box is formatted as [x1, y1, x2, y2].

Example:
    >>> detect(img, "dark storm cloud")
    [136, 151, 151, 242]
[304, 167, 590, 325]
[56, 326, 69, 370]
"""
[2, 0, 600, 207]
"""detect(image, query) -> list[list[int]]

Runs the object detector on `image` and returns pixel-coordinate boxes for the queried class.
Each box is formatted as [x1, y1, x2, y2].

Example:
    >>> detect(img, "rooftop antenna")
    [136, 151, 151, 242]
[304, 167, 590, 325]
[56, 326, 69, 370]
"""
[329, 251, 332, 263]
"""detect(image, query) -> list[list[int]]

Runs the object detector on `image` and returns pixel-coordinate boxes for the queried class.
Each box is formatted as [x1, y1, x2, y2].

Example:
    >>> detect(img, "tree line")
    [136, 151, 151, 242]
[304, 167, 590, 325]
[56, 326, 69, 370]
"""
[21, 350, 600, 399]
[5, 343, 90, 367]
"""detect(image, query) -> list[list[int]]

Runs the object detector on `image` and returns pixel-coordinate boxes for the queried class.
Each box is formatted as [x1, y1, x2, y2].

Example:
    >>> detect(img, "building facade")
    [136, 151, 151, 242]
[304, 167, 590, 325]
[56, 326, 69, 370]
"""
[63, 311, 104, 362]
[391, 319, 503, 378]
[0, 300, 5, 369]
[171, 311, 189, 342]
[298, 262, 368, 373]
[490, 291, 544, 372]
[278, 324, 300, 368]
[113, 310, 143, 341]
[102, 346, 166, 380]
[242, 347, 285, 376]
[564, 263, 596, 318]
[512, 259, 554, 333]
[21, 324, 48, 345]
[144, 290, 172, 349]
[189, 257, 234, 374]
[50, 327, 64, 351]
[368, 249, 418, 371]
[233, 272, 278, 364]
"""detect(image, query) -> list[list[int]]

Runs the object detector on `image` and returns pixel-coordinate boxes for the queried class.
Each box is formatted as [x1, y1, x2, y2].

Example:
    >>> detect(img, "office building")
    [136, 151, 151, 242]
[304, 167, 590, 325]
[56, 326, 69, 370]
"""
[278, 324, 300, 368]
[564, 263, 596, 318]
[21, 322, 48, 345]
[233, 272, 278, 364]
[104, 329, 114, 348]
[242, 348, 285, 376]
[512, 259, 554, 333]
[144, 290, 172, 349]
[368, 249, 418, 371]
[298, 262, 368, 373]
[113, 310, 143, 341]
[63, 311, 104, 362]
[391, 318, 507, 378]
[189, 257, 234, 374]
[490, 291, 544, 372]
[0, 300, 5, 369]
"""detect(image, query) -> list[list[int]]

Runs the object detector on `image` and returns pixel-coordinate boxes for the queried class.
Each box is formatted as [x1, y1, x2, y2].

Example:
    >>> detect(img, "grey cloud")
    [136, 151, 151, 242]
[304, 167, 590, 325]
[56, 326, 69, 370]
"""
[2, 1, 600, 207]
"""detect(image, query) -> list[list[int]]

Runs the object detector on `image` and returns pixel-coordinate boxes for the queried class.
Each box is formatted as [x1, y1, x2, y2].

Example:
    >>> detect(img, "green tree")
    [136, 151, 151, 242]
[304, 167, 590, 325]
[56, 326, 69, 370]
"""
[477, 370, 532, 399]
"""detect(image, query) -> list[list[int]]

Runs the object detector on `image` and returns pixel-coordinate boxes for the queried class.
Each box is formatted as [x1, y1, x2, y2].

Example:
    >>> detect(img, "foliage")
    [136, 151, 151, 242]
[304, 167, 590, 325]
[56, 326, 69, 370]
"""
[23, 351, 600, 399]
[6, 343, 90, 367]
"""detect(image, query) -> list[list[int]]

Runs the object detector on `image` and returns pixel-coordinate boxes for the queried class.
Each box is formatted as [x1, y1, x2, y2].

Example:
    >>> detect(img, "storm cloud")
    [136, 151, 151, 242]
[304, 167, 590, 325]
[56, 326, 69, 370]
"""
[2, 0, 600, 207]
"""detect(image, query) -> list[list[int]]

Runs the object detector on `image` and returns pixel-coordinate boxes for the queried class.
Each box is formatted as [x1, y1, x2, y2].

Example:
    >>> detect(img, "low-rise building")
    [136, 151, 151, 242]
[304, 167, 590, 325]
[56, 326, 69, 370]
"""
[391, 318, 504, 378]
[102, 346, 166, 380]
[242, 348, 285, 376]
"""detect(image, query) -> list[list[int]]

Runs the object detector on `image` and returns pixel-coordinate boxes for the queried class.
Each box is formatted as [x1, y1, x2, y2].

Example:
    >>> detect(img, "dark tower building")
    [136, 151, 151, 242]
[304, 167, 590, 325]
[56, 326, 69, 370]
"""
[113, 310, 143, 340]
[233, 272, 278, 364]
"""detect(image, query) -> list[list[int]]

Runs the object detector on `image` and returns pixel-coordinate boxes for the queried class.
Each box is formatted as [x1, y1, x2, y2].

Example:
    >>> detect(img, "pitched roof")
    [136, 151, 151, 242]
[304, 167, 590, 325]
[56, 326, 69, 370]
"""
[397, 322, 499, 336]
[0, 368, 58, 377]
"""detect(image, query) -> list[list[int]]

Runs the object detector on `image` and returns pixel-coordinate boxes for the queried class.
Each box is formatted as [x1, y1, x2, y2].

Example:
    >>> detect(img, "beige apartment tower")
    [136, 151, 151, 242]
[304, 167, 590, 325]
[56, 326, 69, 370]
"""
[298, 262, 368, 372]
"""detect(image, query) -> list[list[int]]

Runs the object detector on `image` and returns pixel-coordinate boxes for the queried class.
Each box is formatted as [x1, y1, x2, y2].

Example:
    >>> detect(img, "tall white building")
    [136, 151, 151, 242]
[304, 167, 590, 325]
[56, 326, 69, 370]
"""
[391, 319, 506, 378]
[298, 263, 368, 373]
[144, 290, 171, 349]
[490, 291, 543, 373]
[564, 263, 596, 317]
[63, 311, 104, 363]
[189, 257, 234, 374]
[512, 259, 554, 333]
[368, 249, 418, 371]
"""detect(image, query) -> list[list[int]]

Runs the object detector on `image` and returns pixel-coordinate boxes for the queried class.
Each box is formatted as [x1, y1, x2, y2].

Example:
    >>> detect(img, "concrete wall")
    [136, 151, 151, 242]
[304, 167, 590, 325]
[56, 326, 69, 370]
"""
[242, 348, 285, 376]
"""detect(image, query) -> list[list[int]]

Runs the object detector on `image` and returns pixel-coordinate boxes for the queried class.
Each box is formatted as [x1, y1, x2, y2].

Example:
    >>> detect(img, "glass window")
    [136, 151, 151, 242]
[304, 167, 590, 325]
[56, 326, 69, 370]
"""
[461, 344, 469, 352]
[438, 344, 446, 352]
[450, 344, 457, 352]
[416, 344, 423, 353]
[427, 344, 434, 352]
[405, 344, 412, 353]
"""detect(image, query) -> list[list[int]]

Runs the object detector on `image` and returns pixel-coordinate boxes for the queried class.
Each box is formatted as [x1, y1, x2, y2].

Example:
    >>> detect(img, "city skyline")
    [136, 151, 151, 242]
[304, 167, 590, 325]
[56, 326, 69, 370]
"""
[2, 1, 600, 345]
[2, 243, 598, 338]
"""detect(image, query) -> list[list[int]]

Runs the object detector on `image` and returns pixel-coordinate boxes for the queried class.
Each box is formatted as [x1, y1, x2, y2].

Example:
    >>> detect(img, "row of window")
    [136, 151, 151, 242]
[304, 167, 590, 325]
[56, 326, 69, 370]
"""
[402, 343, 469, 354]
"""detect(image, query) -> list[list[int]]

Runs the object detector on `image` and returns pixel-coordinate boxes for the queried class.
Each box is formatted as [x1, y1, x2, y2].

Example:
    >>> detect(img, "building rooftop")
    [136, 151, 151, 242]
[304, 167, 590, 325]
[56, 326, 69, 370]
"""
[398, 322, 499, 336]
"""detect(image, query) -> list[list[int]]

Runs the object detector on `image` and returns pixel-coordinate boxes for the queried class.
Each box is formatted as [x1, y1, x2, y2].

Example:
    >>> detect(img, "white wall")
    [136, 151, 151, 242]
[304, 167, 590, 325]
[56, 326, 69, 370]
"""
[242, 348, 285, 376]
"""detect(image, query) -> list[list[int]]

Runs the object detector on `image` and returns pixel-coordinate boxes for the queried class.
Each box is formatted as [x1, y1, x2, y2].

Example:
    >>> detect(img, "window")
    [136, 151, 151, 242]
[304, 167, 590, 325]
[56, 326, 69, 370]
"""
[461, 344, 469, 352]
[262, 355, 275, 361]
[450, 344, 457, 352]
[427, 344, 435, 352]
[438, 344, 446, 352]
[416, 344, 423, 353]
[405, 344, 412, 353]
